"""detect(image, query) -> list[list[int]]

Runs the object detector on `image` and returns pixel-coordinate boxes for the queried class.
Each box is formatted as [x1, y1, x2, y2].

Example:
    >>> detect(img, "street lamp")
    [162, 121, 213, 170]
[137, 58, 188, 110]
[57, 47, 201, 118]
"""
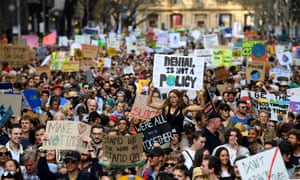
[8, 2, 15, 32]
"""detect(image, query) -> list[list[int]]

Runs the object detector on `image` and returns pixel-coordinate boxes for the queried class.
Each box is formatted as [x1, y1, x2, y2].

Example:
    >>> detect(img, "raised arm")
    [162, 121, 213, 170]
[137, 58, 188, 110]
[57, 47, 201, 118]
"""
[146, 84, 164, 110]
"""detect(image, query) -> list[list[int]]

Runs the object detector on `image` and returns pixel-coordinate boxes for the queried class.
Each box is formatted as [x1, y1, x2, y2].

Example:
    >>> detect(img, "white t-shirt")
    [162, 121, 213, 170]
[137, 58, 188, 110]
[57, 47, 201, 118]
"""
[182, 149, 195, 170]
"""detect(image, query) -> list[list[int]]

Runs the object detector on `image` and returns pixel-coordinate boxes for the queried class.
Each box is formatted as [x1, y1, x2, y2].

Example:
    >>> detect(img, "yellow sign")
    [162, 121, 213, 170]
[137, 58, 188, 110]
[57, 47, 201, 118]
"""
[74, 48, 84, 60]
[61, 61, 80, 72]
[107, 47, 117, 57]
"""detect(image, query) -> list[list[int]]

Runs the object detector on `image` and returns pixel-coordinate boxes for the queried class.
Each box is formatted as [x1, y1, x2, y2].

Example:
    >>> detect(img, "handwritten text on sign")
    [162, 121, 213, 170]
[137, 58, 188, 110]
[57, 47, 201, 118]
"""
[236, 147, 288, 180]
[135, 115, 172, 151]
[100, 134, 143, 168]
[0, 45, 30, 67]
[130, 95, 163, 120]
[153, 54, 205, 90]
[43, 121, 91, 153]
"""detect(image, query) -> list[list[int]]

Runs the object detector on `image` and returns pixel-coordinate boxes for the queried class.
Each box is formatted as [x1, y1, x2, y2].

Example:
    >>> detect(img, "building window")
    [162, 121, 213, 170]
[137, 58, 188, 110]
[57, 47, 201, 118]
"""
[148, 13, 158, 27]
[195, 14, 207, 27]
[170, 14, 182, 28]
[219, 14, 232, 27]
[244, 14, 254, 27]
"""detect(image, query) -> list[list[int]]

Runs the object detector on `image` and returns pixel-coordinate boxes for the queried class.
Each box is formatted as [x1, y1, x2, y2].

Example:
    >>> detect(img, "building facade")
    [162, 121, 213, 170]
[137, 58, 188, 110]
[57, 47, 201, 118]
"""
[138, 0, 254, 31]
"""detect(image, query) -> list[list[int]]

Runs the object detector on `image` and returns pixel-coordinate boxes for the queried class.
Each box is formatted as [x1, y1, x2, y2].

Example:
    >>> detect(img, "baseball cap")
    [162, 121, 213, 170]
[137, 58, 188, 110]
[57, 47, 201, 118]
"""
[149, 147, 164, 157]
[64, 150, 80, 161]
[207, 111, 224, 121]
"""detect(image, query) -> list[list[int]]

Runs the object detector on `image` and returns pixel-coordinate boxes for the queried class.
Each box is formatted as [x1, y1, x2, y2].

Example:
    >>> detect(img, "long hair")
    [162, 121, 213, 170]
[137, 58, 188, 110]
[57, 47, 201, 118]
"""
[193, 148, 209, 167]
[163, 89, 186, 109]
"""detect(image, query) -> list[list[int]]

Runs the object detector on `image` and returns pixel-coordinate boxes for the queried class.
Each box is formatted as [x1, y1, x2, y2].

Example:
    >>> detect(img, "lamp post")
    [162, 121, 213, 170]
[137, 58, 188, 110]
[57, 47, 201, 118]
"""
[8, 1, 15, 32]
[16, 0, 21, 41]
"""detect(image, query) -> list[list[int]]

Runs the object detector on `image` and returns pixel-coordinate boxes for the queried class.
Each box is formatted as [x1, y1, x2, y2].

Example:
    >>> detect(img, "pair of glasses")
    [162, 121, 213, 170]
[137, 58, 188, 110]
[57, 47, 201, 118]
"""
[240, 106, 247, 109]
[165, 162, 175, 167]
[64, 159, 77, 164]
[223, 109, 230, 112]
[2, 171, 15, 177]
[124, 78, 129, 80]
[0, 152, 9, 156]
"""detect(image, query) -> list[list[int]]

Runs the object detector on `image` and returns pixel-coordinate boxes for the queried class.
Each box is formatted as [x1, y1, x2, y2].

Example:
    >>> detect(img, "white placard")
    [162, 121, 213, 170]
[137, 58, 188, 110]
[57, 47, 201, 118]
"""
[203, 34, 219, 49]
[169, 33, 181, 48]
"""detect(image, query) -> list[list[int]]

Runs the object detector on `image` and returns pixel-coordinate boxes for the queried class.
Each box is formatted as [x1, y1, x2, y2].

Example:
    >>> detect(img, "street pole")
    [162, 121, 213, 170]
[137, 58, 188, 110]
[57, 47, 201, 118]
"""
[17, 0, 21, 42]
[86, 0, 89, 26]
[42, 0, 46, 35]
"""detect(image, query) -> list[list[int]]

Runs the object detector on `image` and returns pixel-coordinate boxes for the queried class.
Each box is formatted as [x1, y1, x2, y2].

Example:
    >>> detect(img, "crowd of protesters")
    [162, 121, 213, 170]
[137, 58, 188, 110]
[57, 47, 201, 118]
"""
[0, 31, 300, 180]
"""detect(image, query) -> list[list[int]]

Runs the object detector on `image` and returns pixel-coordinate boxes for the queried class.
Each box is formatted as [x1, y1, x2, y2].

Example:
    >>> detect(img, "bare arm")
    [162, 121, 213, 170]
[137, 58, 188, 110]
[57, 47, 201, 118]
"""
[146, 85, 164, 110]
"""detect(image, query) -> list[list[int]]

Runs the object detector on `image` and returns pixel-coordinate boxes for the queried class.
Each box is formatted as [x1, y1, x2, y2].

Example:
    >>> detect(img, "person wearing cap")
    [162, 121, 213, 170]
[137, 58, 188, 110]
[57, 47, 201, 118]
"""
[87, 111, 101, 127]
[279, 80, 289, 94]
[49, 84, 69, 106]
[232, 100, 252, 127]
[192, 167, 207, 180]
[202, 112, 224, 153]
[37, 136, 102, 180]
[142, 147, 165, 180]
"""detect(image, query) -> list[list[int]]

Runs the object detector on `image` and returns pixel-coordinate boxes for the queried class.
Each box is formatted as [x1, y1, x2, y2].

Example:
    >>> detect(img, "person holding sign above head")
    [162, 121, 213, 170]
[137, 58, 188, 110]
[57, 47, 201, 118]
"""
[147, 83, 204, 134]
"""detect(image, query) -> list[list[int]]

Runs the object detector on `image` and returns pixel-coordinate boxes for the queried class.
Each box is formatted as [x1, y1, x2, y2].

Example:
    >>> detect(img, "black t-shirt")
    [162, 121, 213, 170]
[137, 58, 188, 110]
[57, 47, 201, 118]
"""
[202, 127, 221, 153]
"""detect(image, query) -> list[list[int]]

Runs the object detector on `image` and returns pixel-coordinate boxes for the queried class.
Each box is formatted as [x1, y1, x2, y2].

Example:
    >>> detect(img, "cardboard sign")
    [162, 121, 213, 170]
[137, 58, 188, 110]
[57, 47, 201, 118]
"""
[287, 88, 300, 113]
[135, 115, 172, 151]
[0, 94, 22, 117]
[81, 44, 98, 59]
[0, 45, 30, 67]
[99, 134, 144, 168]
[130, 95, 163, 120]
[203, 34, 219, 49]
[80, 60, 97, 71]
[153, 54, 205, 90]
[43, 121, 91, 153]
[61, 61, 80, 72]
[246, 61, 266, 82]
[214, 66, 228, 81]
[237, 147, 288, 180]
[35, 66, 50, 76]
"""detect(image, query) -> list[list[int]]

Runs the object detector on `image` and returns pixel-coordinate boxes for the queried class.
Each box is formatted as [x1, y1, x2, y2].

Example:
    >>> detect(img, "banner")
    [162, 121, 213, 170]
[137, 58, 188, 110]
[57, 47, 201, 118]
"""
[135, 115, 172, 151]
[99, 134, 144, 168]
[0, 45, 30, 67]
[153, 54, 205, 90]
[131, 95, 163, 120]
[43, 121, 91, 153]
[237, 147, 288, 180]
[241, 90, 290, 121]
[246, 61, 266, 82]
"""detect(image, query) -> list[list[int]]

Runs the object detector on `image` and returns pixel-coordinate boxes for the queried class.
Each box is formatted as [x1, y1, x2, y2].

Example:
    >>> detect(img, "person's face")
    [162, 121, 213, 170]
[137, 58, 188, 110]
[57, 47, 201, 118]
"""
[213, 118, 222, 129]
[9, 128, 22, 144]
[238, 103, 247, 114]
[0, 148, 9, 163]
[65, 159, 79, 172]
[201, 160, 210, 175]
[51, 101, 60, 110]
[116, 103, 124, 113]
[171, 134, 180, 145]
[87, 100, 97, 112]
[228, 131, 238, 145]
[223, 93, 229, 102]
[248, 129, 258, 143]
[4, 160, 17, 172]
[117, 94, 125, 102]
[82, 85, 89, 93]
[148, 155, 161, 167]
[220, 108, 230, 118]
[35, 129, 45, 145]
[21, 119, 33, 133]
[24, 156, 37, 174]
[219, 149, 229, 165]
[46, 150, 56, 162]
[152, 92, 160, 98]
[91, 128, 103, 144]
[259, 112, 269, 125]
[194, 136, 206, 150]
[228, 94, 235, 102]
[281, 132, 289, 140]
[173, 169, 186, 180]
[234, 162, 241, 177]
[80, 153, 89, 162]
[164, 160, 176, 172]
[288, 134, 298, 148]
[118, 120, 128, 132]
[168, 92, 179, 106]
[52, 88, 62, 96]
[34, 76, 41, 84]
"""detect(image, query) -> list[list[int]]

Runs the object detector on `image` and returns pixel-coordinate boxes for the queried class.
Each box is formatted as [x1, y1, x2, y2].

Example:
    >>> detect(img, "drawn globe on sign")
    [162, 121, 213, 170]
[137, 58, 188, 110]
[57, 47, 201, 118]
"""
[252, 44, 266, 58]
[250, 70, 260, 80]
[282, 54, 289, 63]
[52, 135, 60, 145]
[166, 75, 175, 86]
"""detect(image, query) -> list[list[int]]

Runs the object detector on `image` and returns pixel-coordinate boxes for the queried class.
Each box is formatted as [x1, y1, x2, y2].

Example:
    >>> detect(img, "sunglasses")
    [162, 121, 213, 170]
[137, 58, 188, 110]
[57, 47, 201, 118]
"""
[223, 109, 230, 112]
[64, 159, 77, 164]
[0, 152, 9, 156]
[165, 162, 175, 167]
[2, 171, 15, 177]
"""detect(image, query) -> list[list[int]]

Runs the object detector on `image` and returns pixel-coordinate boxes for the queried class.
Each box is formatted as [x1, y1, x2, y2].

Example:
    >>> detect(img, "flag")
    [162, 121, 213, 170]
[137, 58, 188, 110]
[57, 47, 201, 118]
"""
[42, 31, 57, 46]
[23, 89, 41, 114]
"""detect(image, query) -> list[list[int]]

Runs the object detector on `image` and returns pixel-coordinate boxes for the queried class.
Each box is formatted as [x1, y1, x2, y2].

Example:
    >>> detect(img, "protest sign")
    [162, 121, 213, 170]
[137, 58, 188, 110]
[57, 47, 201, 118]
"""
[287, 88, 300, 113]
[81, 44, 98, 59]
[135, 115, 172, 151]
[35, 66, 50, 76]
[22, 35, 39, 48]
[277, 51, 293, 65]
[153, 54, 205, 90]
[231, 47, 242, 65]
[0, 94, 22, 117]
[242, 90, 290, 121]
[50, 51, 68, 70]
[246, 61, 266, 82]
[23, 89, 41, 114]
[0, 45, 30, 67]
[237, 147, 288, 180]
[131, 95, 163, 120]
[126, 41, 137, 54]
[269, 65, 291, 83]
[137, 79, 150, 94]
[212, 49, 233, 67]
[136, 38, 146, 55]
[97, 57, 111, 68]
[58, 36, 69, 47]
[43, 121, 91, 153]
[70, 43, 82, 56]
[74, 48, 84, 60]
[107, 38, 120, 51]
[251, 43, 267, 61]
[242, 40, 265, 57]
[99, 134, 144, 168]
[194, 49, 213, 66]
[203, 34, 219, 49]
[80, 60, 97, 71]
[61, 61, 80, 72]
[214, 66, 228, 81]
[75, 35, 90, 44]
[42, 31, 57, 46]
[169, 33, 181, 48]
[0, 83, 13, 94]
